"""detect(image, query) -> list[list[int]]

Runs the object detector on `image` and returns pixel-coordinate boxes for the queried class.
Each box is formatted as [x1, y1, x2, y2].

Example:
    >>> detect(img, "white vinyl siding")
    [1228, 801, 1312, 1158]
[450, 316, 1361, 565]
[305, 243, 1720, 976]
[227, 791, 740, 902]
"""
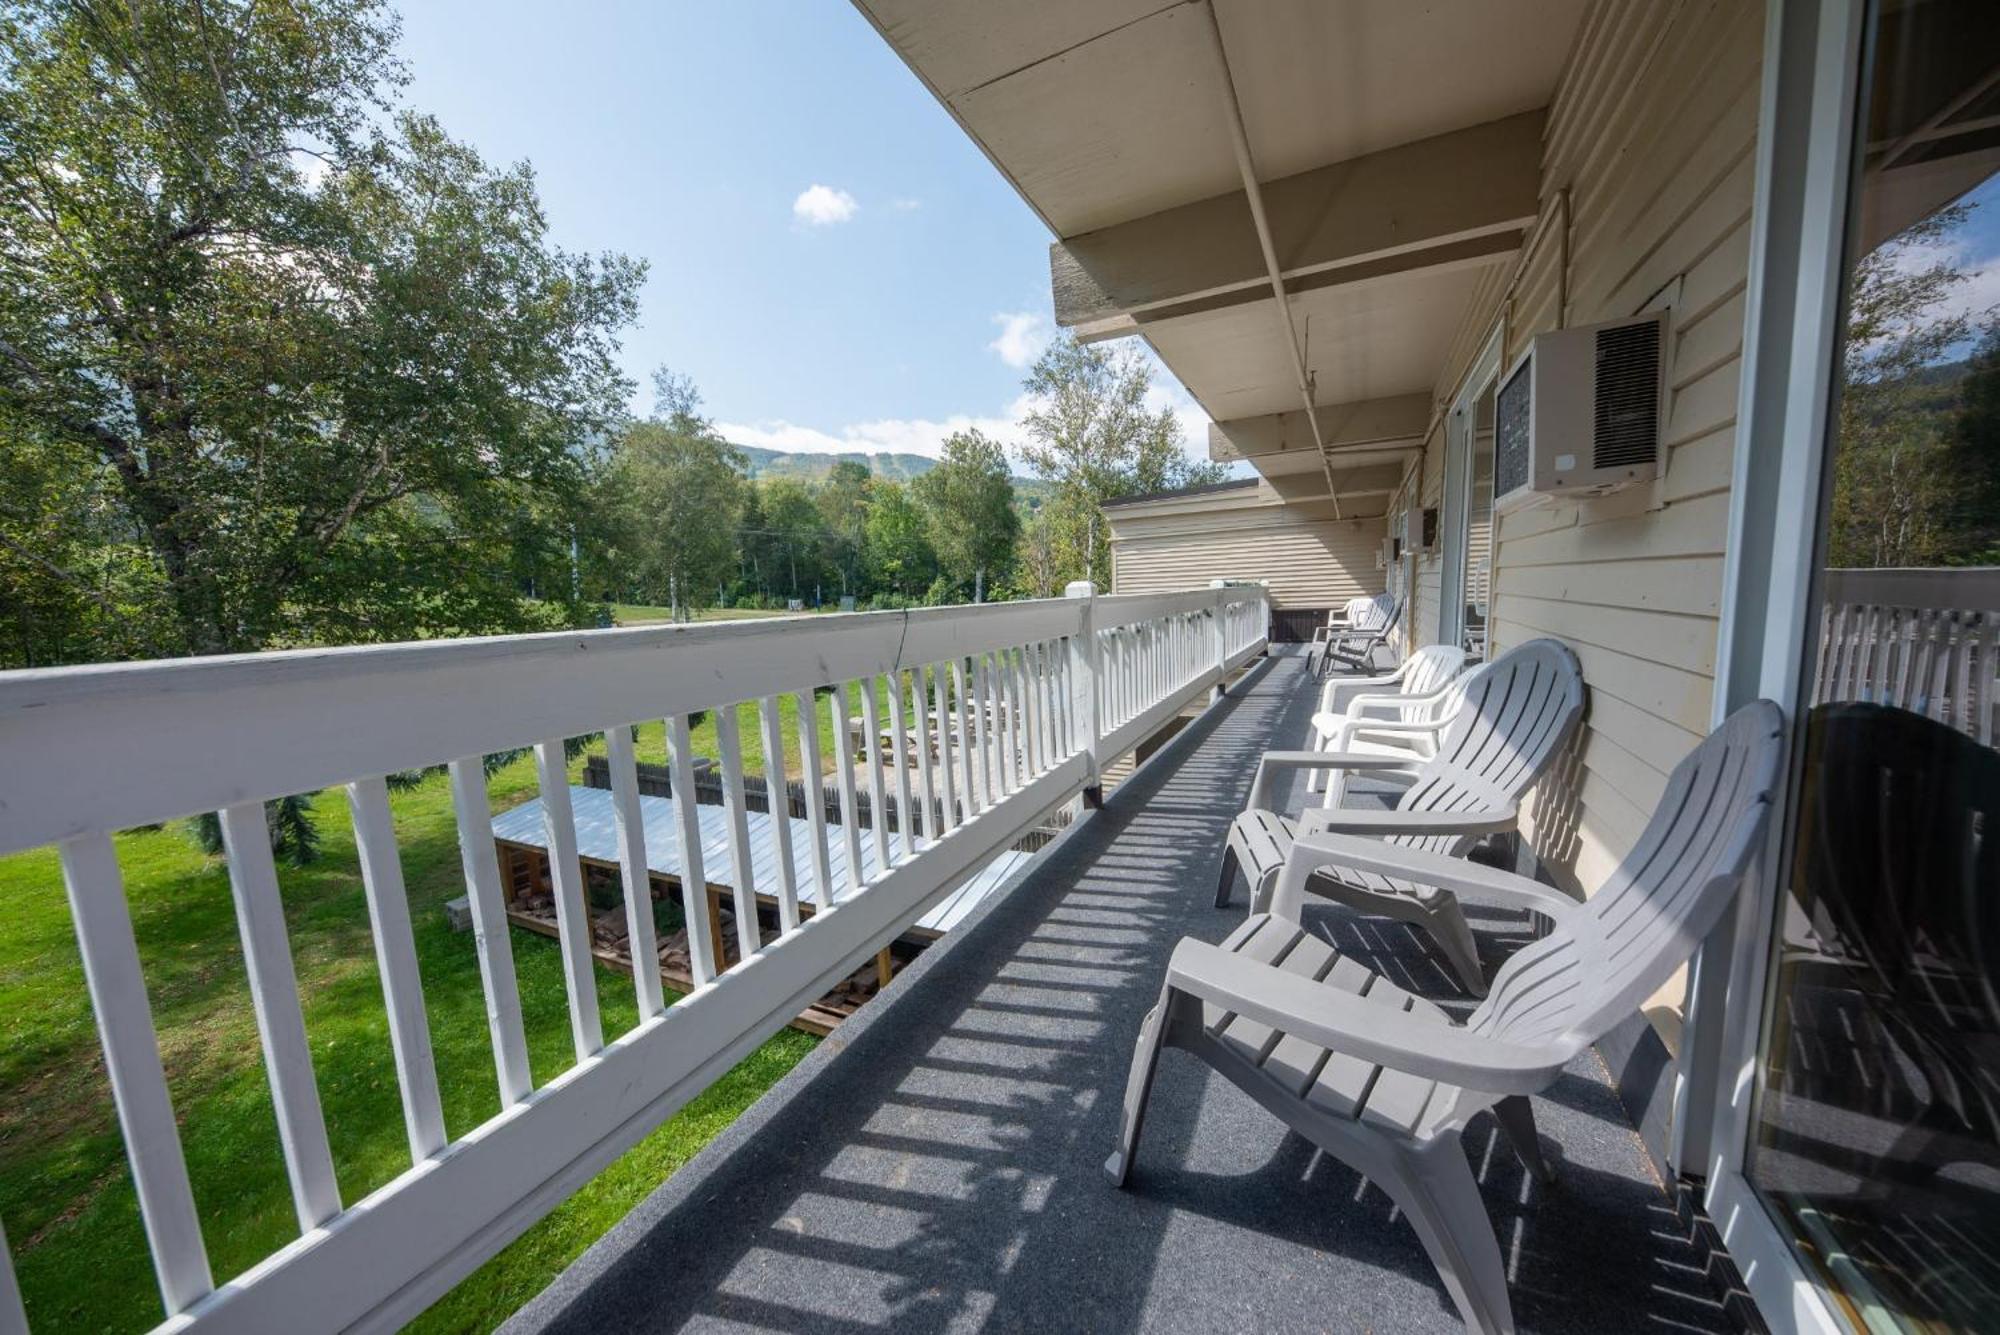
[1416, 0, 1761, 1047]
[1108, 492, 1386, 611]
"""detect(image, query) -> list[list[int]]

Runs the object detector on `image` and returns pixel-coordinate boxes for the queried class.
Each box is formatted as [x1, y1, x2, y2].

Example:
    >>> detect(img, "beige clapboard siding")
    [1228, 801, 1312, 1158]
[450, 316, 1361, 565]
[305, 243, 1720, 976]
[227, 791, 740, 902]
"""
[1419, 0, 1760, 1045]
[1110, 504, 1386, 609]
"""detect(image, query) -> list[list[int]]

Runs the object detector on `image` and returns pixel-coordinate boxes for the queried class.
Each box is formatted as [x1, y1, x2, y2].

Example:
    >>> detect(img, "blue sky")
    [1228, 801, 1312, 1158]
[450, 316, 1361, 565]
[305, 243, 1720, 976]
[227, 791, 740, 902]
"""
[393, 1, 1209, 461]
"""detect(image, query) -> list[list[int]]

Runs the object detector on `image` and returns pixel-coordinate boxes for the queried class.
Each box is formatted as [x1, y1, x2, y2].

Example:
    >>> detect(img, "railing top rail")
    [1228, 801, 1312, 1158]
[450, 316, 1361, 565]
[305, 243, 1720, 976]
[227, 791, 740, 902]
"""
[0, 598, 1086, 857]
[1821, 565, 2000, 613]
[1092, 587, 1250, 627]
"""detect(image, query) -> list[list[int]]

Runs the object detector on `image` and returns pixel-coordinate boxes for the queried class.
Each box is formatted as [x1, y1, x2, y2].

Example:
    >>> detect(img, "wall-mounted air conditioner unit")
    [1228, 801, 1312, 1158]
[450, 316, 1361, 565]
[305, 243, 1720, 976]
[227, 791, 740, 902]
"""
[1494, 310, 1667, 512]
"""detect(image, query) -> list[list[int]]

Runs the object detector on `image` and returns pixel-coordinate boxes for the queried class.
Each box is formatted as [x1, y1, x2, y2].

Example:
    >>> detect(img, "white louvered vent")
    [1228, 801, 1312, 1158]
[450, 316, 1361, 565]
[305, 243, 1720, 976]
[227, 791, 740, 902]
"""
[1592, 319, 1663, 469]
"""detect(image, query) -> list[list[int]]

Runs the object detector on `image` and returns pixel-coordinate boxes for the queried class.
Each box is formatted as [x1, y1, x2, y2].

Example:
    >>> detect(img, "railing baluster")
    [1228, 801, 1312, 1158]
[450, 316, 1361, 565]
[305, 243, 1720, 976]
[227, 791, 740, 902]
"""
[346, 777, 447, 1162]
[956, 655, 980, 815]
[830, 683, 866, 896]
[758, 696, 802, 933]
[1022, 643, 1043, 777]
[990, 650, 1011, 791]
[952, 658, 978, 815]
[448, 759, 534, 1103]
[603, 727, 666, 1019]
[1014, 647, 1033, 781]
[217, 801, 342, 1231]
[1017, 644, 1037, 779]
[933, 662, 960, 834]
[714, 705, 762, 961]
[1053, 636, 1073, 757]
[796, 688, 836, 913]
[0, 1216, 26, 1335]
[858, 676, 891, 872]
[59, 833, 214, 1315]
[914, 665, 941, 844]
[532, 742, 606, 1062]
[886, 669, 916, 861]
[664, 717, 719, 986]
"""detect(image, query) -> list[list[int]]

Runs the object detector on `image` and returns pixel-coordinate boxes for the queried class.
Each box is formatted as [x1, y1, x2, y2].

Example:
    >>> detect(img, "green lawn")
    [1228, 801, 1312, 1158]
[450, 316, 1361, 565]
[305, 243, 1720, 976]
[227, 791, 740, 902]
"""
[611, 602, 832, 626]
[0, 733, 822, 1333]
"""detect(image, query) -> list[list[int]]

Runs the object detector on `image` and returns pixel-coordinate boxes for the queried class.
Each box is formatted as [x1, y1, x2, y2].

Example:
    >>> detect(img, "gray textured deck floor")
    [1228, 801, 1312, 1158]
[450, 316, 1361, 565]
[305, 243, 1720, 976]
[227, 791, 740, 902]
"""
[504, 655, 1746, 1335]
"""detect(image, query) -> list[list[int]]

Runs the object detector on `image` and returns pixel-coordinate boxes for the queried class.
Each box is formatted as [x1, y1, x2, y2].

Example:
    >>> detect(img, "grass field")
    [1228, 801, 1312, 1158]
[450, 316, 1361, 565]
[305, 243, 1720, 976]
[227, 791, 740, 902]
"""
[611, 603, 832, 626]
[0, 719, 839, 1333]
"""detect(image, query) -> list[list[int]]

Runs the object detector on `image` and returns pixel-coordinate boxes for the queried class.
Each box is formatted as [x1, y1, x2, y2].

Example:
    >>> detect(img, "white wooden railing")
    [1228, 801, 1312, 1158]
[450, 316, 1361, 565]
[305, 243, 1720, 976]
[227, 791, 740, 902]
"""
[1815, 566, 2000, 744]
[0, 582, 1266, 1334]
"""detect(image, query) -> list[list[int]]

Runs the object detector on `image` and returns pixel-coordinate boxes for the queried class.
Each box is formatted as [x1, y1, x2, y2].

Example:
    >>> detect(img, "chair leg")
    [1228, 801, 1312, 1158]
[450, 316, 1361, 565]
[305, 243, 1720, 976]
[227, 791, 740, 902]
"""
[1381, 1134, 1516, 1335]
[1492, 1095, 1556, 1185]
[1213, 847, 1240, 909]
[1105, 989, 1172, 1187]
[1421, 897, 1489, 997]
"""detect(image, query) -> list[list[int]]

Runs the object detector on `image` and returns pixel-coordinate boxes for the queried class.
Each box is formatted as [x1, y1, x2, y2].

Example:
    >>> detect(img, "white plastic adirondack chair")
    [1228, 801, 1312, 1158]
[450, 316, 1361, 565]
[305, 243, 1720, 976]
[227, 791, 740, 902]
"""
[1309, 593, 1394, 676]
[1322, 594, 1404, 677]
[1309, 664, 1485, 807]
[1309, 595, 1380, 657]
[1305, 644, 1475, 795]
[1217, 638, 1585, 995]
[1111, 700, 1785, 1335]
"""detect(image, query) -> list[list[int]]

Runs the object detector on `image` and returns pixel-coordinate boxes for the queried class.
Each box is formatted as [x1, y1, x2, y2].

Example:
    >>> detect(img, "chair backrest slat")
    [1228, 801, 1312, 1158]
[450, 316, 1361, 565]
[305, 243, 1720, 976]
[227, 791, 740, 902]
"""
[1467, 701, 1784, 1068]
[1332, 639, 1587, 856]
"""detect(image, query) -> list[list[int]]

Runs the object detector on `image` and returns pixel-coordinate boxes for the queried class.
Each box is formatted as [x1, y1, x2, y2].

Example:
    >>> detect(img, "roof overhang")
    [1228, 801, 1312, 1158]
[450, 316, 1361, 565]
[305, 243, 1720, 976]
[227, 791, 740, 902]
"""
[856, 0, 1590, 511]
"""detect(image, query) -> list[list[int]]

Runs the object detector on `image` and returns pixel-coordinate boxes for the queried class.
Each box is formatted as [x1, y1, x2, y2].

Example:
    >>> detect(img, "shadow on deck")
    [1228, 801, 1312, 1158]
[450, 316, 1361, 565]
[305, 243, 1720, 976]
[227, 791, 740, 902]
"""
[504, 656, 1748, 1334]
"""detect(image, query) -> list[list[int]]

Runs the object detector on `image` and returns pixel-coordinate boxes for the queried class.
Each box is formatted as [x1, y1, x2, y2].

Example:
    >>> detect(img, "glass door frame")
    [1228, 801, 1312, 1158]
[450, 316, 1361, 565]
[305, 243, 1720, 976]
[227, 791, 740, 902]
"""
[1438, 325, 1505, 649]
[1686, 0, 1871, 1330]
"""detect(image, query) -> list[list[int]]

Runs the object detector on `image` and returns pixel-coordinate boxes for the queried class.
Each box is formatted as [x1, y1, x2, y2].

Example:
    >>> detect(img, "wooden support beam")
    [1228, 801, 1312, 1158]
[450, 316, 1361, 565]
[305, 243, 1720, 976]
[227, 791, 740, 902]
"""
[1052, 110, 1542, 331]
[1209, 392, 1431, 464]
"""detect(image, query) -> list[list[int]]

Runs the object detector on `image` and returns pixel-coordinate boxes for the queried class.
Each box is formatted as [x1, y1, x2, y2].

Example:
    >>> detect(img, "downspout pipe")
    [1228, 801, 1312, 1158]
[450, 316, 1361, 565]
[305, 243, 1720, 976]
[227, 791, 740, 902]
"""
[1198, 0, 1342, 519]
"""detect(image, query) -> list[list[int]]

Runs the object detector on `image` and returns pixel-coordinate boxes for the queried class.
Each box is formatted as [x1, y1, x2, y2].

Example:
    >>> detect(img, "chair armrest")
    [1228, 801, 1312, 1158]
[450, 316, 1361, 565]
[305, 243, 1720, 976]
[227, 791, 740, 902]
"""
[1312, 711, 1447, 743]
[1165, 939, 1564, 1093]
[1321, 671, 1406, 716]
[1351, 680, 1460, 719]
[1248, 750, 1427, 813]
[1288, 832, 1581, 920]
[1296, 803, 1518, 839]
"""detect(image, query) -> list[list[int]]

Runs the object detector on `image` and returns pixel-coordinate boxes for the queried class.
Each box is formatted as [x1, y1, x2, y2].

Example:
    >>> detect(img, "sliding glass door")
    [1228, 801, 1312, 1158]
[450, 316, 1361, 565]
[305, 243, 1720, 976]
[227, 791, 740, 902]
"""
[1745, 2, 2000, 1327]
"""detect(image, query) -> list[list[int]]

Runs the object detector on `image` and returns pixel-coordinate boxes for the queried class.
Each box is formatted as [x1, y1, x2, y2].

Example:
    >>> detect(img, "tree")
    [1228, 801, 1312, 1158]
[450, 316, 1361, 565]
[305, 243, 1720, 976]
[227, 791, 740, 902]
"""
[817, 459, 872, 597]
[863, 481, 936, 599]
[1946, 327, 2000, 563]
[0, 0, 643, 657]
[1017, 506, 1062, 599]
[1827, 202, 1985, 567]
[912, 428, 1019, 601]
[1018, 335, 1224, 587]
[759, 477, 832, 602]
[609, 371, 746, 620]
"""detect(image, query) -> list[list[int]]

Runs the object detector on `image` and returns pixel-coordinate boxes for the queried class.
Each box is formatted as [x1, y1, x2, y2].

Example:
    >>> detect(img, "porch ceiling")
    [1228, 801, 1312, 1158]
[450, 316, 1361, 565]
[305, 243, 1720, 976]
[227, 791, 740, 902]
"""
[856, 0, 1588, 511]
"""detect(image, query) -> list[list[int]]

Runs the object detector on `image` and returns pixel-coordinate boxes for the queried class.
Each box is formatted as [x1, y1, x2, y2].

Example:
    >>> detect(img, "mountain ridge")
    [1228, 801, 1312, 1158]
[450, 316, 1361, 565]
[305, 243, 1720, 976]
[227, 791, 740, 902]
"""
[732, 444, 1051, 501]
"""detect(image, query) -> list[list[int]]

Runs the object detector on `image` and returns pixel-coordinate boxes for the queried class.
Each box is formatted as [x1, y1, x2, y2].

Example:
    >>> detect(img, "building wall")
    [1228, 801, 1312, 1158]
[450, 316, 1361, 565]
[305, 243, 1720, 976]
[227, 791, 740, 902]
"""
[1415, 0, 1762, 1047]
[1107, 487, 1387, 611]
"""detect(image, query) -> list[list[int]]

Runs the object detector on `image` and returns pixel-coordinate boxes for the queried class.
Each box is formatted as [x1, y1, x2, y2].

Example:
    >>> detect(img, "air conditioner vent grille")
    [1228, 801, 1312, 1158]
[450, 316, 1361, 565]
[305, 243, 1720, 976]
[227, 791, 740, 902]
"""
[1592, 320, 1662, 469]
[1495, 360, 1532, 497]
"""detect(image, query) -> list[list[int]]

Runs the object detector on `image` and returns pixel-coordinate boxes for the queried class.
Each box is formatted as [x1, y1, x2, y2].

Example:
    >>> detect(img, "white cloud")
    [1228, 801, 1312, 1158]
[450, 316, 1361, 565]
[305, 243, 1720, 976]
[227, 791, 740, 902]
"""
[716, 343, 1224, 475]
[718, 400, 1035, 462]
[989, 311, 1051, 369]
[792, 183, 858, 226]
[891, 197, 923, 212]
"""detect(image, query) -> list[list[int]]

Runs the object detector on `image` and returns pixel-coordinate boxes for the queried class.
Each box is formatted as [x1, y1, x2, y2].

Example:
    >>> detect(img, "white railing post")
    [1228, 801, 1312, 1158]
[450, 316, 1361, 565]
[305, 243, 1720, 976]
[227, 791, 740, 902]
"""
[1209, 580, 1231, 702]
[1065, 580, 1104, 806]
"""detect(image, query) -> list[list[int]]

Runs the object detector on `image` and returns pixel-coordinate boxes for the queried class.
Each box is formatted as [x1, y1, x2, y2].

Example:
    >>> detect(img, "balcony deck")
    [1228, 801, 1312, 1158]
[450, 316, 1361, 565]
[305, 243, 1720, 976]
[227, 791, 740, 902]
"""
[505, 654, 1750, 1335]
